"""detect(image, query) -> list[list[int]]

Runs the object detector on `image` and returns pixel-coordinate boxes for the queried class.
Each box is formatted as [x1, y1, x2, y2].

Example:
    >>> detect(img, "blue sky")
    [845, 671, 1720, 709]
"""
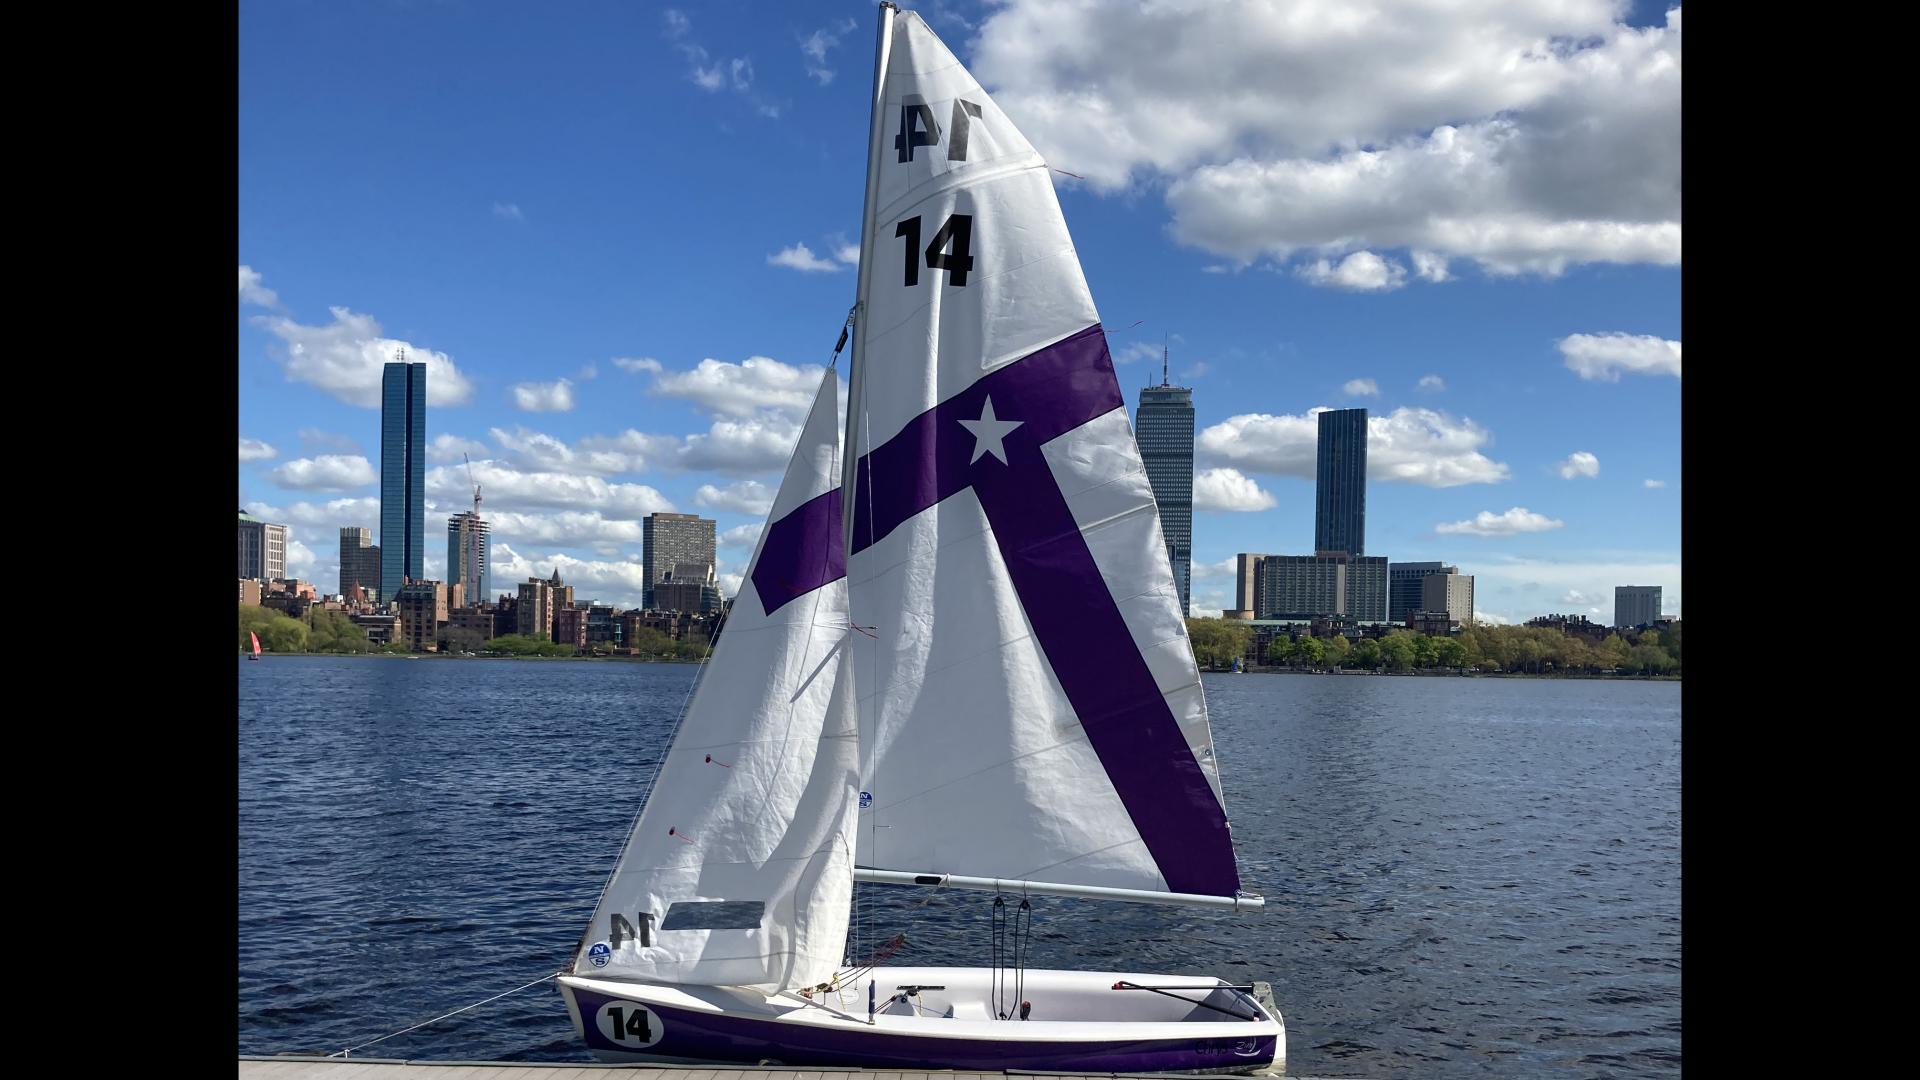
[239, 0, 1681, 623]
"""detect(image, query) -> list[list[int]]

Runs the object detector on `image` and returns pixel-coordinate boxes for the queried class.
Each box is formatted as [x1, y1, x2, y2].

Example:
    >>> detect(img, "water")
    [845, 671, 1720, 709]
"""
[238, 657, 1679, 1076]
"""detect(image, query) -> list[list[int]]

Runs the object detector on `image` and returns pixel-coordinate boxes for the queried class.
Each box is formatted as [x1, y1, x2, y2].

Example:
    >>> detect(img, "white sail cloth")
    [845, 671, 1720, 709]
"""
[846, 12, 1241, 900]
[573, 373, 858, 991]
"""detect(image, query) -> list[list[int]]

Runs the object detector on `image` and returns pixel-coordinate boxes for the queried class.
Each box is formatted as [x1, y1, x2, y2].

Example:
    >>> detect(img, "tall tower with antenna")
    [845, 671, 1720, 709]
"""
[1133, 336, 1195, 616]
[446, 452, 490, 607]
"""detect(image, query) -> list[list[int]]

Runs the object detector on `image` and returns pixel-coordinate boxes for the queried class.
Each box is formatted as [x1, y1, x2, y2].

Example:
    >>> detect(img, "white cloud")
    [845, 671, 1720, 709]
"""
[834, 241, 860, 265]
[1342, 377, 1379, 397]
[1199, 406, 1508, 487]
[239, 437, 277, 462]
[511, 378, 574, 413]
[1436, 507, 1565, 536]
[1411, 251, 1452, 282]
[489, 426, 645, 475]
[254, 306, 475, 407]
[613, 356, 663, 375]
[1112, 342, 1160, 366]
[490, 542, 655, 610]
[678, 415, 802, 474]
[1558, 332, 1682, 381]
[486, 510, 646, 549]
[1192, 468, 1276, 512]
[1417, 374, 1446, 392]
[298, 428, 360, 454]
[238, 265, 279, 308]
[429, 433, 492, 464]
[800, 17, 858, 85]
[245, 497, 382, 530]
[1469, 554, 1681, 625]
[492, 202, 524, 221]
[653, 356, 825, 418]
[768, 242, 845, 273]
[720, 522, 764, 549]
[285, 537, 317, 576]
[269, 454, 377, 492]
[1474, 609, 1511, 626]
[428, 461, 673, 519]
[1299, 251, 1406, 292]
[1558, 451, 1600, 479]
[694, 480, 776, 515]
[665, 9, 753, 96]
[717, 571, 744, 599]
[1643, 478, 1666, 489]
[1561, 589, 1595, 606]
[971, 2, 1680, 277]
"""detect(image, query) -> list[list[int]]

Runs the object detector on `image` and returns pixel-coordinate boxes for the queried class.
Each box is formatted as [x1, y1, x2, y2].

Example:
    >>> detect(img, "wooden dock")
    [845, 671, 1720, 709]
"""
[239, 1057, 1350, 1079]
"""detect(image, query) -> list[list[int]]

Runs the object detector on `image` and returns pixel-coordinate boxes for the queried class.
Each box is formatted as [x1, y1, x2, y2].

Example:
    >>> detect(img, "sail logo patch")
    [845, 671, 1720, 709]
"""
[859, 791, 872, 809]
[586, 941, 611, 968]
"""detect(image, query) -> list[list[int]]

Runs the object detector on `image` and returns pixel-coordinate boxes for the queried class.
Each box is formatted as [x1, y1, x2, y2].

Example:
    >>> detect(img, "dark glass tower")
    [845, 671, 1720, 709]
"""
[1134, 356, 1194, 616]
[380, 359, 427, 601]
[1315, 407, 1368, 557]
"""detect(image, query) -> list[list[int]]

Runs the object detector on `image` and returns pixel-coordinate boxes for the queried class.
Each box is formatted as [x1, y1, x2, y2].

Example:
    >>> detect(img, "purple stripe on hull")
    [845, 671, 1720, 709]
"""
[752, 488, 846, 615]
[570, 986, 1277, 1072]
[848, 323, 1239, 897]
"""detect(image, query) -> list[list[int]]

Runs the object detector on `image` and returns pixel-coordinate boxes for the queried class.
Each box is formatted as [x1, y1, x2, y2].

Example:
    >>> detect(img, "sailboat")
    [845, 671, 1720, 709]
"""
[249, 631, 262, 661]
[557, 4, 1282, 1071]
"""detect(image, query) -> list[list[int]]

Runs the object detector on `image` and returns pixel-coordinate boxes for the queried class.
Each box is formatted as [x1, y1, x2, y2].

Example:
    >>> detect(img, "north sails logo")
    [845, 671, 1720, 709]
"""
[587, 941, 612, 968]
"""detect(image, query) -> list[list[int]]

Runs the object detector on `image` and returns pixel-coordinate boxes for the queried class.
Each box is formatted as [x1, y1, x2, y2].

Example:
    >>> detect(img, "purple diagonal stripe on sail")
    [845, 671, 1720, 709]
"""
[850, 323, 1240, 896]
[752, 488, 846, 616]
[851, 325, 1121, 553]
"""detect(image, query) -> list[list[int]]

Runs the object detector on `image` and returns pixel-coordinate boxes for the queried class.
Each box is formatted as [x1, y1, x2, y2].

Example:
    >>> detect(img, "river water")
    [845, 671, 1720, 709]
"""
[238, 657, 1679, 1077]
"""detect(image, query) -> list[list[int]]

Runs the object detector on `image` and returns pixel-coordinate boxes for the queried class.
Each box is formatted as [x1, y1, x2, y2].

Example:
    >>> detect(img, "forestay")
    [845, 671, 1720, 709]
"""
[845, 11, 1242, 901]
[573, 373, 860, 991]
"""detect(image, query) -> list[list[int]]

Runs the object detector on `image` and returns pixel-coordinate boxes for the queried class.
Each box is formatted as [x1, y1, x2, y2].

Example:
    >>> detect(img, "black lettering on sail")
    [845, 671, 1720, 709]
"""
[896, 97, 941, 162]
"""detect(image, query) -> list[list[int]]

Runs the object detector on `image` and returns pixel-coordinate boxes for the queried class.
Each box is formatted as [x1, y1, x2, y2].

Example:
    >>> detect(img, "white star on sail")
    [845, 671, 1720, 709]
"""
[959, 396, 1024, 464]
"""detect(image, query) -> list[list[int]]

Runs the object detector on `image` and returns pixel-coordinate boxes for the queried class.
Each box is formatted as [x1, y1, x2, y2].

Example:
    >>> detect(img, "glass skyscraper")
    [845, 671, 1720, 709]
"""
[1135, 376, 1195, 616]
[1315, 407, 1368, 557]
[380, 360, 427, 601]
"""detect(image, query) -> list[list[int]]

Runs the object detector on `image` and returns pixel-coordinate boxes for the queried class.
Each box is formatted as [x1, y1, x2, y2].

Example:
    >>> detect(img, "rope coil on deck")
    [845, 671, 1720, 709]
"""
[327, 970, 562, 1058]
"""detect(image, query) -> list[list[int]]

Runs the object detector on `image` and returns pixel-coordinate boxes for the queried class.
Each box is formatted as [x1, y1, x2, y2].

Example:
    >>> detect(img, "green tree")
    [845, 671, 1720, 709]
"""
[1410, 633, 1439, 669]
[1324, 634, 1352, 669]
[240, 604, 309, 653]
[1351, 638, 1383, 670]
[1433, 636, 1466, 670]
[1292, 636, 1326, 669]
[1378, 633, 1414, 672]
[1265, 637, 1294, 666]
[1184, 618, 1253, 670]
[1629, 642, 1675, 675]
[1597, 633, 1631, 672]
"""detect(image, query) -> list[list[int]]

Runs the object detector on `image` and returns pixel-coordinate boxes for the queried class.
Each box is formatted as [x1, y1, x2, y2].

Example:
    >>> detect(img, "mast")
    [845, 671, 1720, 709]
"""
[841, 1, 898, 549]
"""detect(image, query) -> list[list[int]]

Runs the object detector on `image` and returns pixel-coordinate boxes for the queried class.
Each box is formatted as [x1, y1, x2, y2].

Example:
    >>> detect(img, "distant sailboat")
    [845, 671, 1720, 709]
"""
[249, 631, 262, 661]
[556, 4, 1281, 1072]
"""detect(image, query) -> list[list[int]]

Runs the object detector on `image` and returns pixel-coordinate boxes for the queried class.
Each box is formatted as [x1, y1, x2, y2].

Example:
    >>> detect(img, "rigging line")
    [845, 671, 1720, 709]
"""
[327, 970, 560, 1058]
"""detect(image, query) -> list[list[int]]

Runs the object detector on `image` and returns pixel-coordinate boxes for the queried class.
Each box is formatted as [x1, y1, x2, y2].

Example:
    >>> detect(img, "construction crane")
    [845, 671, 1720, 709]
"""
[463, 452, 483, 605]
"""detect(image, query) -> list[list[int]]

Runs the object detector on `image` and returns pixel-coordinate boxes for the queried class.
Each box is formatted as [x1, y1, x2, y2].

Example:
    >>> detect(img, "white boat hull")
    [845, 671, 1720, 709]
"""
[558, 966, 1283, 1073]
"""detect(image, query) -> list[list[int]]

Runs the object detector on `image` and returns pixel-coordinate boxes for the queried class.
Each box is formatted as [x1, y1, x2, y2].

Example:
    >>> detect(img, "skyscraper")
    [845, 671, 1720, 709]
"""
[1134, 351, 1194, 615]
[238, 510, 288, 581]
[380, 358, 427, 600]
[446, 512, 490, 606]
[1615, 585, 1663, 628]
[1315, 407, 1368, 557]
[642, 512, 716, 609]
[339, 526, 381, 598]
[1389, 561, 1452, 621]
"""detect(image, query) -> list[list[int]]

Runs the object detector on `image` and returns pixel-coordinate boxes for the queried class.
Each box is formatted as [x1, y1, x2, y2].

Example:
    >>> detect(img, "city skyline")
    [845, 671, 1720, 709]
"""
[238, 0, 1681, 623]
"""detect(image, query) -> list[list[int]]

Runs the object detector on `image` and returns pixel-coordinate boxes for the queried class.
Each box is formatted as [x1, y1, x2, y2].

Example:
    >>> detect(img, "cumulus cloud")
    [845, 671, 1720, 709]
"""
[492, 202, 524, 221]
[678, 415, 802, 474]
[653, 356, 826, 418]
[1644, 478, 1666, 489]
[800, 17, 858, 85]
[613, 357, 663, 375]
[1558, 332, 1682, 381]
[490, 542, 655, 609]
[720, 522, 764, 549]
[768, 242, 845, 273]
[1299, 252, 1405, 292]
[269, 454, 377, 492]
[695, 480, 776, 515]
[1199, 406, 1508, 487]
[239, 437, 277, 462]
[1558, 451, 1600, 479]
[245, 497, 381, 530]
[1192, 468, 1276, 512]
[511, 378, 574, 413]
[254, 306, 475, 407]
[238, 265, 279, 308]
[1435, 507, 1565, 536]
[429, 433, 492, 464]
[1411, 251, 1452, 282]
[485, 510, 647, 549]
[972, 1, 1681, 277]
[428, 461, 673, 519]
[1343, 377, 1380, 397]
[1418, 374, 1446, 392]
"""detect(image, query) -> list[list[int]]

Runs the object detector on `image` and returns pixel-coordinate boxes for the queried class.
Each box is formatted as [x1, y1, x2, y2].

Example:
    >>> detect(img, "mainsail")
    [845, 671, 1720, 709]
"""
[574, 372, 859, 991]
[844, 11, 1242, 902]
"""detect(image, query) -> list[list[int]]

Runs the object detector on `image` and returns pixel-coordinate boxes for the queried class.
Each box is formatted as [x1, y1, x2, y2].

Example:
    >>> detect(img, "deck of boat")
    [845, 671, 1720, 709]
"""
[239, 1057, 1340, 1079]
